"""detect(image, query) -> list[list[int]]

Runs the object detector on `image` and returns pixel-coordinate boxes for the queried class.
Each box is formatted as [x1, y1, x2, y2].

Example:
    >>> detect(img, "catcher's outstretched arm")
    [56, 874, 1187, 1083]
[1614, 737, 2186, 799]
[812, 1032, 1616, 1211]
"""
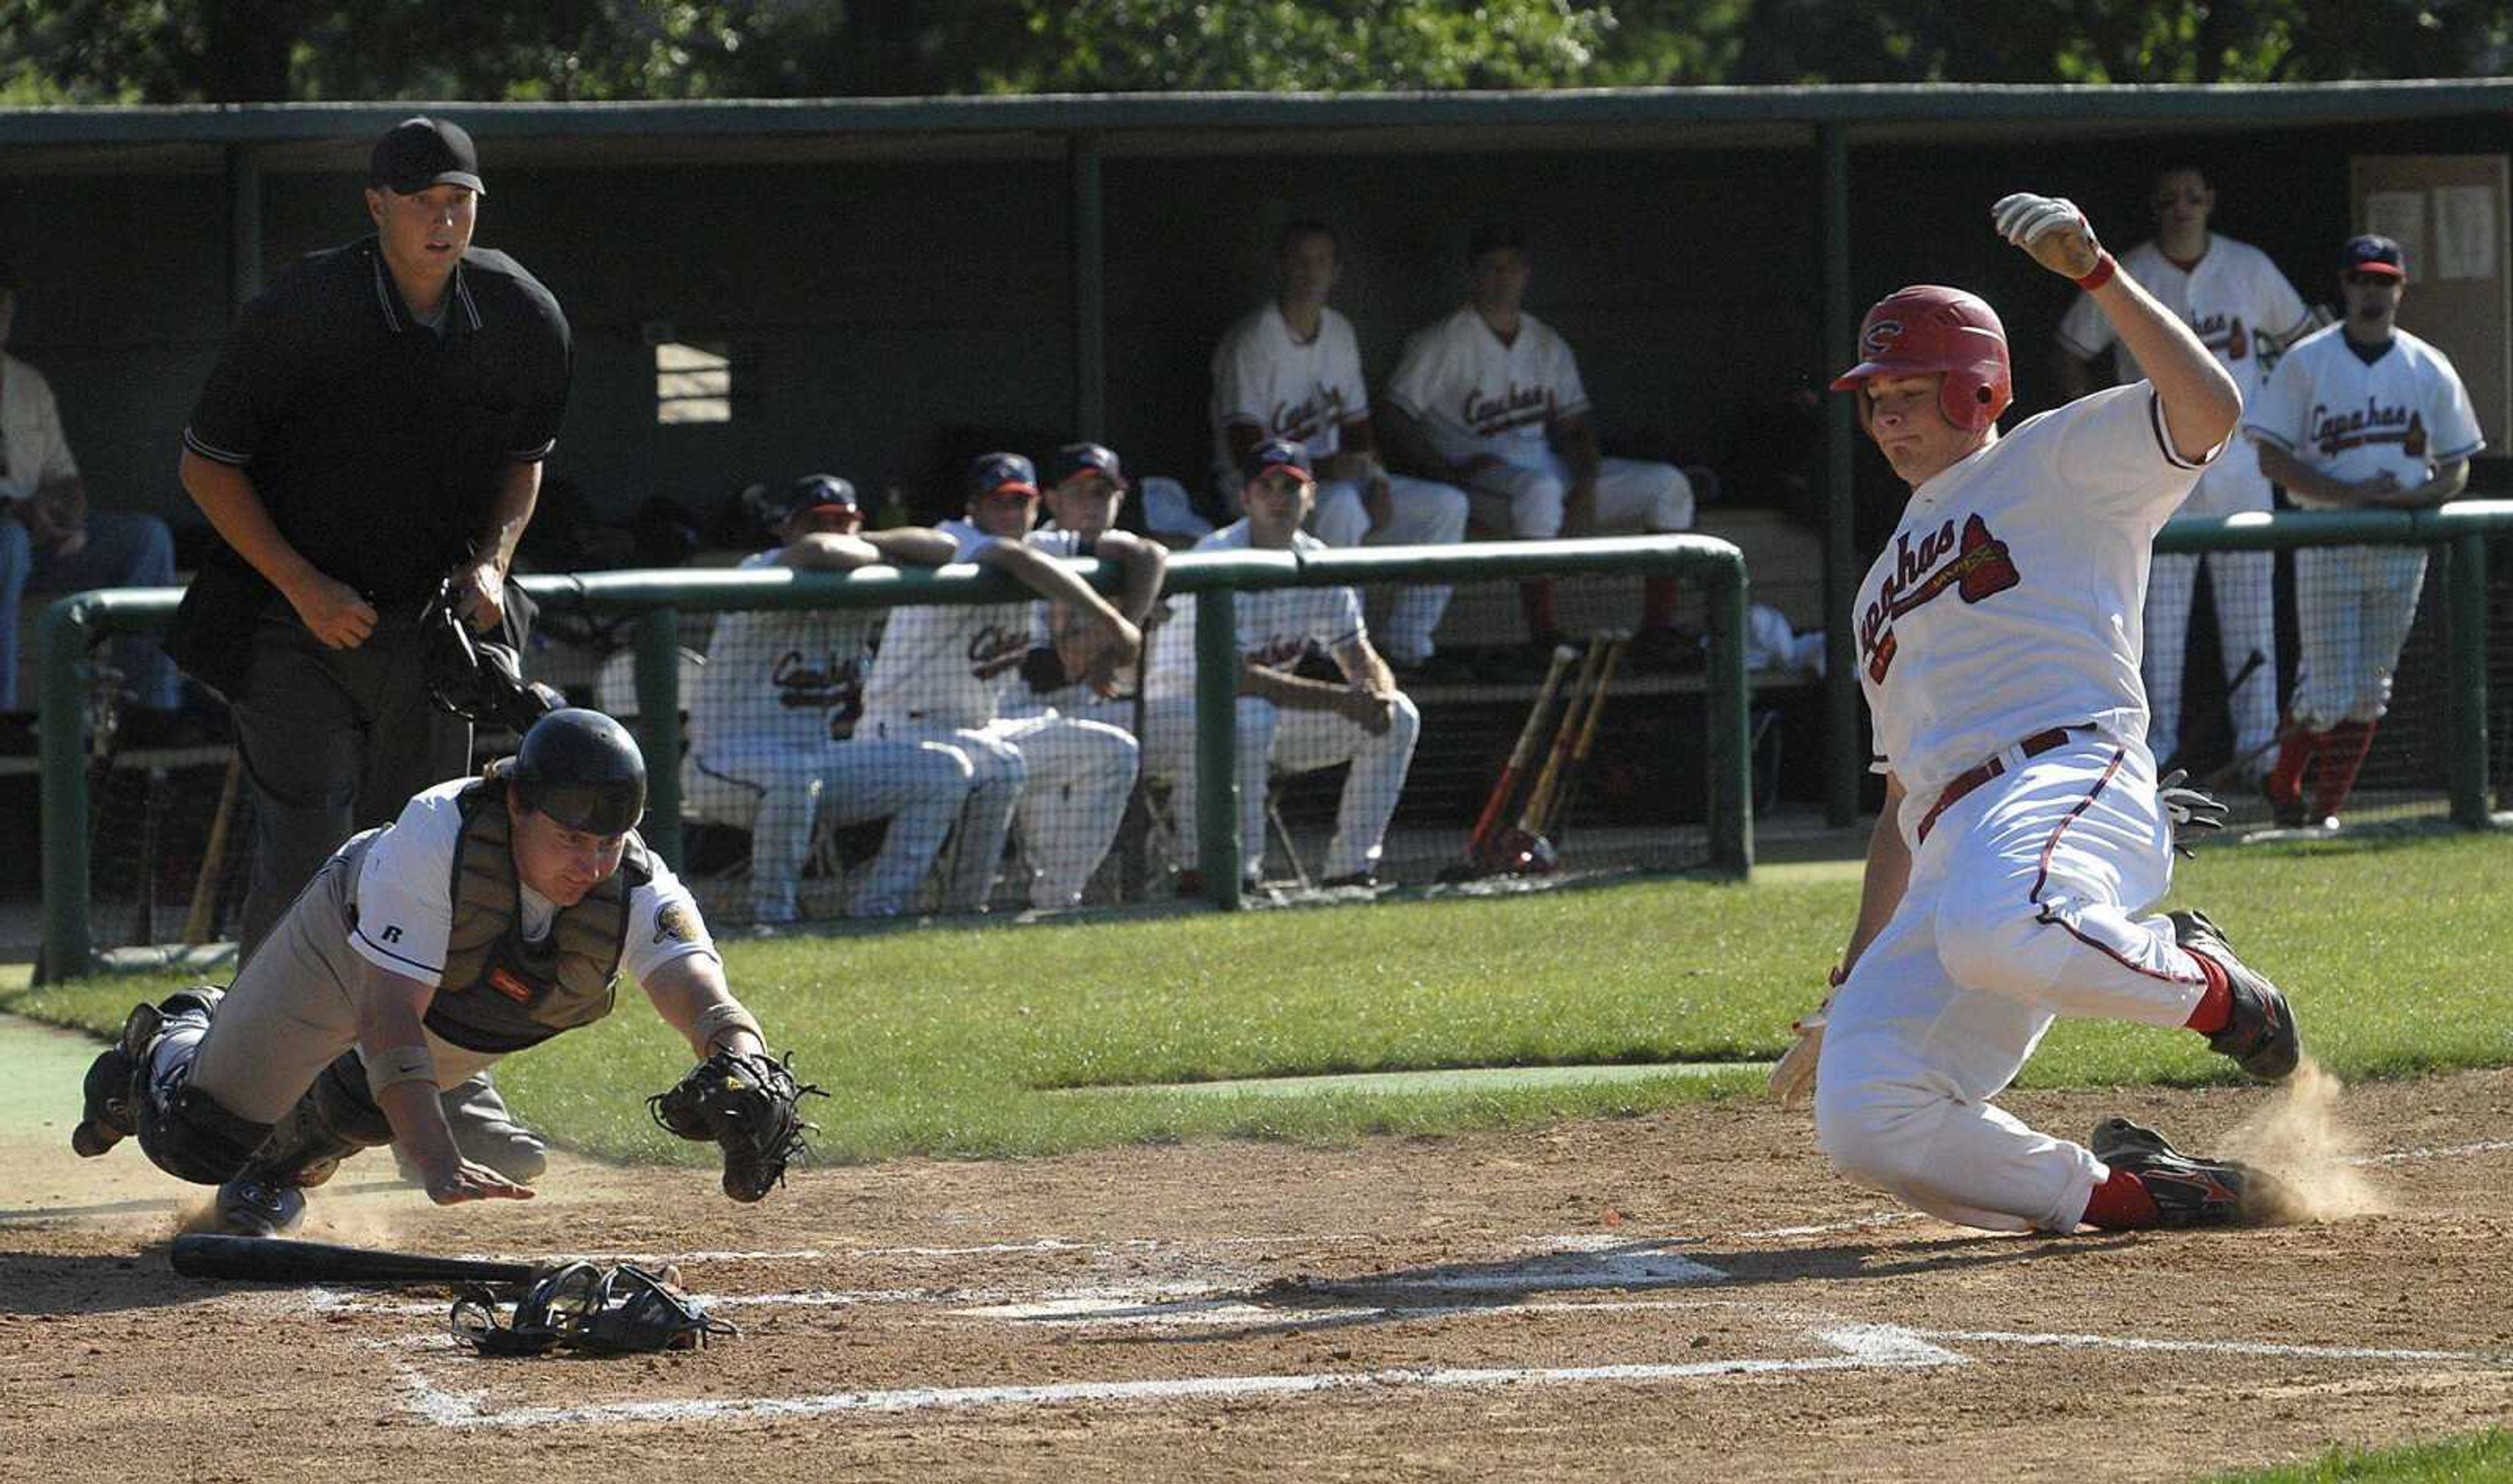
[641, 954, 767, 1061]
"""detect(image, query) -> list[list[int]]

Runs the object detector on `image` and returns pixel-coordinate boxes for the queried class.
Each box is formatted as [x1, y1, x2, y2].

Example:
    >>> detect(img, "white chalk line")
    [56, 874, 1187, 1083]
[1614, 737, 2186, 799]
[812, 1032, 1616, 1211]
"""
[391, 1322, 1967, 1430]
[1897, 1327, 2508, 1365]
[2342, 1138, 2513, 1168]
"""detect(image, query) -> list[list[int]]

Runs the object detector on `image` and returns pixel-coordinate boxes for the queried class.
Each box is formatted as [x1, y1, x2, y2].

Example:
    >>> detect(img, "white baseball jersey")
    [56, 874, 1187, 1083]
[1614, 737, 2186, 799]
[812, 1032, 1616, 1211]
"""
[2242, 323, 2486, 506]
[1209, 302, 1368, 489]
[690, 550, 876, 751]
[1144, 522, 1366, 701]
[1857, 383, 2214, 804]
[347, 778, 718, 989]
[858, 518, 1039, 729]
[1385, 306, 1590, 466]
[2059, 236, 2311, 517]
[0, 351, 79, 501]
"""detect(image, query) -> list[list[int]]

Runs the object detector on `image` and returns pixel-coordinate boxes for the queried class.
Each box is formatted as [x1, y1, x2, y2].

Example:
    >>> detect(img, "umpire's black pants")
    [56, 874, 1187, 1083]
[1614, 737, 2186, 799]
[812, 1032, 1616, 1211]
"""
[230, 605, 470, 962]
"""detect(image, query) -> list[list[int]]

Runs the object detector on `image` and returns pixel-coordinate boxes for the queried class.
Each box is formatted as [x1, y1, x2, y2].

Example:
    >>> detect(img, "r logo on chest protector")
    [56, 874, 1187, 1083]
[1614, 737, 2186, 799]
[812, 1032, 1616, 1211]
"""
[1859, 512, 2022, 682]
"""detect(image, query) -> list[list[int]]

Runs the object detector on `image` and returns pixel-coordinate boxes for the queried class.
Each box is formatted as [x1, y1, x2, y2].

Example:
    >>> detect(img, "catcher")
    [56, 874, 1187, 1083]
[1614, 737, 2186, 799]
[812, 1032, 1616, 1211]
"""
[69, 707, 820, 1235]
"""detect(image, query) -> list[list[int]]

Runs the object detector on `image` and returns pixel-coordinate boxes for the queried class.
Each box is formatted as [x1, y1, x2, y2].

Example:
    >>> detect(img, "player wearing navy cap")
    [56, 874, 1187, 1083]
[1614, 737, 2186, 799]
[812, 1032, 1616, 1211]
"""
[683, 474, 978, 923]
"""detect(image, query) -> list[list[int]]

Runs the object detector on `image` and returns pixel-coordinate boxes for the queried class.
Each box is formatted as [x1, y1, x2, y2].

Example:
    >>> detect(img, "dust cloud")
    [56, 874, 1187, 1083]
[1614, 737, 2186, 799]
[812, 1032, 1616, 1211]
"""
[2219, 1059, 2391, 1222]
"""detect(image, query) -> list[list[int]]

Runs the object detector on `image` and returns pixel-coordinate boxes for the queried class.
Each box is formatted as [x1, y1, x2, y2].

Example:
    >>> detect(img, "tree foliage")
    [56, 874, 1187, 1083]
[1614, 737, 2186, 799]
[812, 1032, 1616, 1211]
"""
[0, 0, 2504, 103]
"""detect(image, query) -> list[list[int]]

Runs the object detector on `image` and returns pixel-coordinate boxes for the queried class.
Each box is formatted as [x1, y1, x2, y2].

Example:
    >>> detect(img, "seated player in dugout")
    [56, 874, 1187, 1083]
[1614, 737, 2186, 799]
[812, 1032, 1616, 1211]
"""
[1378, 224, 1711, 679]
[1012, 441, 1171, 731]
[1141, 437, 1419, 892]
[69, 709, 813, 1236]
[682, 474, 978, 925]
[1773, 192, 2304, 1233]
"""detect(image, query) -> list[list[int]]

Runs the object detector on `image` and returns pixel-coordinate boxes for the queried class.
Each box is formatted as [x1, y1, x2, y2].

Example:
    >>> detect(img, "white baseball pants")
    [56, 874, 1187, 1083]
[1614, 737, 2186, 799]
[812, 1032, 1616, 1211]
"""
[1463, 452, 1696, 539]
[2289, 546, 2427, 729]
[867, 713, 1138, 911]
[1311, 474, 1470, 666]
[1813, 734, 2209, 1233]
[2143, 549, 2279, 768]
[1140, 692, 1421, 881]
[683, 739, 974, 921]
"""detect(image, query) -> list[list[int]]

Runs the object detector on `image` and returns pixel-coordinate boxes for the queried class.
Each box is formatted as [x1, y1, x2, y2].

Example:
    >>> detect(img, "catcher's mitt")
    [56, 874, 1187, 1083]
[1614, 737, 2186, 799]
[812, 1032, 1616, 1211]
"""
[452, 1261, 734, 1357]
[649, 1048, 826, 1202]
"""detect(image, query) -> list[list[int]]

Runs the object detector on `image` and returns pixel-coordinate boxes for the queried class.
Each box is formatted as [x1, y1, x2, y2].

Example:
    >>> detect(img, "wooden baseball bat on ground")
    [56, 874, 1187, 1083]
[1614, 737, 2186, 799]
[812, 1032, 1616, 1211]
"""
[1457, 643, 1578, 866]
[170, 1232, 541, 1288]
[1532, 632, 1629, 839]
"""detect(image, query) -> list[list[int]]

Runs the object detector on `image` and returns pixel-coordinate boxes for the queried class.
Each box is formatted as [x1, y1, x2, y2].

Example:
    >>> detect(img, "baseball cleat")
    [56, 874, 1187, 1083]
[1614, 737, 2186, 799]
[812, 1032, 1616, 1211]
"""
[2168, 909, 2300, 1082]
[213, 1171, 308, 1238]
[69, 1000, 162, 1157]
[2092, 1117, 2300, 1228]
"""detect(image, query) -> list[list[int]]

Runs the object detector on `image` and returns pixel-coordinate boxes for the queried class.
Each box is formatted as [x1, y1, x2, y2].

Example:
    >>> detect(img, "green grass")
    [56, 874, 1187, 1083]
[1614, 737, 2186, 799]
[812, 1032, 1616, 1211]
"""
[2202, 1430, 2513, 1482]
[14, 828, 2513, 1167]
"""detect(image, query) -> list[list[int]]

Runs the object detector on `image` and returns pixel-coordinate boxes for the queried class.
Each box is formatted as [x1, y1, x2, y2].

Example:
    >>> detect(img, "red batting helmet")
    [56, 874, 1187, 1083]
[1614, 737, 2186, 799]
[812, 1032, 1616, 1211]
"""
[1830, 285, 2013, 433]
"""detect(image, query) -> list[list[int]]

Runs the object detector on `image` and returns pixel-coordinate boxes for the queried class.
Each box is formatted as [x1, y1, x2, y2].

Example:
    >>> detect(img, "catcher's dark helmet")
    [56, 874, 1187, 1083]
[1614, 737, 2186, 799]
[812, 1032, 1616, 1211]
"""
[510, 708, 647, 836]
[1829, 285, 2013, 433]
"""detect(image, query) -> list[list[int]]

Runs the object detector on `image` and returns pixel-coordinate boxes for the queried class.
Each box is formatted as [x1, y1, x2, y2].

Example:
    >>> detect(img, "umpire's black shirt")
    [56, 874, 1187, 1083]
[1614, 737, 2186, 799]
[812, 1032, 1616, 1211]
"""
[171, 237, 570, 689]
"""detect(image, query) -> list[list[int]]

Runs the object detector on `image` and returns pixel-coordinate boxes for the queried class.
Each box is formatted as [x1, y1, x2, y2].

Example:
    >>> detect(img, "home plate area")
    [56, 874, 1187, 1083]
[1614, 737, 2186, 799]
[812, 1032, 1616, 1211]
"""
[332, 1223, 2513, 1438]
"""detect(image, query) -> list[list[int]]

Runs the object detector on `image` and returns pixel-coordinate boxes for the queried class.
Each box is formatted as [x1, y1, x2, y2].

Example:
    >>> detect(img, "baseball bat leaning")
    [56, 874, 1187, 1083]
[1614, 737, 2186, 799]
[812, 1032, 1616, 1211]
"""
[183, 754, 245, 947]
[1514, 637, 1613, 838]
[1533, 633, 1628, 839]
[169, 1232, 540, 1288]
[1461, 643, 1579, 863]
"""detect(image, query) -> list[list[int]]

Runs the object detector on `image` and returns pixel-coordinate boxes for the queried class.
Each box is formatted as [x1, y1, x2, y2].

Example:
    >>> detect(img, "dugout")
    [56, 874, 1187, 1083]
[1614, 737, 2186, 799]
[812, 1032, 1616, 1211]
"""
[2, 82, 2510, 823]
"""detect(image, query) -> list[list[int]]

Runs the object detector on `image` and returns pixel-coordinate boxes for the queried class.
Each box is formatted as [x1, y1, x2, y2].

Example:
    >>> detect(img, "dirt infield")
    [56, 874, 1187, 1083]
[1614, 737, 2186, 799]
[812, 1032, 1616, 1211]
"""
[8, 1019, 2513, 1482]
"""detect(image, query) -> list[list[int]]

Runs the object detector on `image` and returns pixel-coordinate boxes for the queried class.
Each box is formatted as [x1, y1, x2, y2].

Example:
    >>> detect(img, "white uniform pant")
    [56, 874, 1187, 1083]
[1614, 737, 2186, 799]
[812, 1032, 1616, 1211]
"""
[1812, 735, 2208, 1233]
[2290, 545, 2427, 729]
[866, 712, 1138, 911]
[1141, 692, 1420, 881]
[683, 739, 974, 921]
[1463, 451, 1696, 540]
[2144, 549, 2279, 765]
[1311, 474, 1470, 665]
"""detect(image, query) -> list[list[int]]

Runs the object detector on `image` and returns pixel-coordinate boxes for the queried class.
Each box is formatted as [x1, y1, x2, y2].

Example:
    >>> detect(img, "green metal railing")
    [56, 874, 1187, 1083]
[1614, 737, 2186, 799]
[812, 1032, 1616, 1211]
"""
[37, 535, 1749, 981]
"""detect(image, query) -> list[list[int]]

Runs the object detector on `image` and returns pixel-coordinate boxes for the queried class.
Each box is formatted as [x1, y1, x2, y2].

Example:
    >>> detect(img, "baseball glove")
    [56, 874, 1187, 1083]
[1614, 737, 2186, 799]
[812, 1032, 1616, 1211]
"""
[1767, 965, 1847, 1106]
[2157, 768, 2230, 857]
[452, 1260, 734, 1356]
[648, 1048, 826, 1202]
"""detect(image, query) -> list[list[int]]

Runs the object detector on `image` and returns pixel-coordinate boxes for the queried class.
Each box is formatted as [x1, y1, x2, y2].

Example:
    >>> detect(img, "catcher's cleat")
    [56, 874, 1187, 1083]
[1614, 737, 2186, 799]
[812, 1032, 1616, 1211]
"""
[2168, 909, 2300, 1082]
[2092, 1117, 2300, 1228]
[213, 1169, 308, 1237]
[71, 991, 219, 1158]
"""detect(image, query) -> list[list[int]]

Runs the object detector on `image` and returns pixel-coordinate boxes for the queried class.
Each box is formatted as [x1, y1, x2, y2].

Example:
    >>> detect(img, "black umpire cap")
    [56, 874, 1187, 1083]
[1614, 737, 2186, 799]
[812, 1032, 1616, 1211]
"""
[371, 116, 486, 197]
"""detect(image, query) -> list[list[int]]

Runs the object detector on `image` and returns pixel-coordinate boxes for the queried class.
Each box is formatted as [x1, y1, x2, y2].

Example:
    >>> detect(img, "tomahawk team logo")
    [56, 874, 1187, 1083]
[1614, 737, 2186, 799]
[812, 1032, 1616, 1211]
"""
[1269, 389, 1344, 445]
[2311, 398, 2426, 459]
[2192, 311, 2249, 362]
[1859, 512, 2023, 682]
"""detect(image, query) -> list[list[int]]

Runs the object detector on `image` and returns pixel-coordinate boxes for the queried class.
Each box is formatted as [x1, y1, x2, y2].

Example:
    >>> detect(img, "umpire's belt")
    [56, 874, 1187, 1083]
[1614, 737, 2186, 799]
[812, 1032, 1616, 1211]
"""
[1915, 726, 2080, 845]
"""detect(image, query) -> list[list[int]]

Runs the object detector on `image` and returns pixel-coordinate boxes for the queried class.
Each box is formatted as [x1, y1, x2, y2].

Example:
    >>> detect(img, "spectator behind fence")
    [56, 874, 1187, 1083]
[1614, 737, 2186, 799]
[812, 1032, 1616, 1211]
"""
[1143, 437, 1419, 892]
[0, 256, 183, 745]
[164, 116, 571, 1180]
[1379, 224, 1706, 679]
[2243, 233, 2484, 830]
[683, 474, 977, 924]
[1209, 221, 1470, 682]
[2056, 163, 2316, 784]
[855, 452, 1143, 911]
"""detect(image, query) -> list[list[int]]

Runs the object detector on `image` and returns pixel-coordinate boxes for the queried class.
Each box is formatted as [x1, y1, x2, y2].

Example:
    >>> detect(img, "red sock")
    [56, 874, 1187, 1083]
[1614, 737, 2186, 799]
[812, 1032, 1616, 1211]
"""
[2181, 950, 2232, 1034]
[2081, 1169, 2161, 1229]
[1641, 574, 1681, 631]
[2265, 725, 2319, 806]
[1519, 579, 1559, 641]
[2308, 719, 2377, 821]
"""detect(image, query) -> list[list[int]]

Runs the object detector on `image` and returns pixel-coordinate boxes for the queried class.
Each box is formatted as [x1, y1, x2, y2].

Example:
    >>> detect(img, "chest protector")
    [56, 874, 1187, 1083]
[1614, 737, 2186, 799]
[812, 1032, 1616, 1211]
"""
[423, 779, 652, 1055]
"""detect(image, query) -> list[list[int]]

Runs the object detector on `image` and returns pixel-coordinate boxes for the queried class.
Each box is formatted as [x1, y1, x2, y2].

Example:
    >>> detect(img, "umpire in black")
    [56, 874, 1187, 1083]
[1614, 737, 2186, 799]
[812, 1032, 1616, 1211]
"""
[167, 116, 570, 1177]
